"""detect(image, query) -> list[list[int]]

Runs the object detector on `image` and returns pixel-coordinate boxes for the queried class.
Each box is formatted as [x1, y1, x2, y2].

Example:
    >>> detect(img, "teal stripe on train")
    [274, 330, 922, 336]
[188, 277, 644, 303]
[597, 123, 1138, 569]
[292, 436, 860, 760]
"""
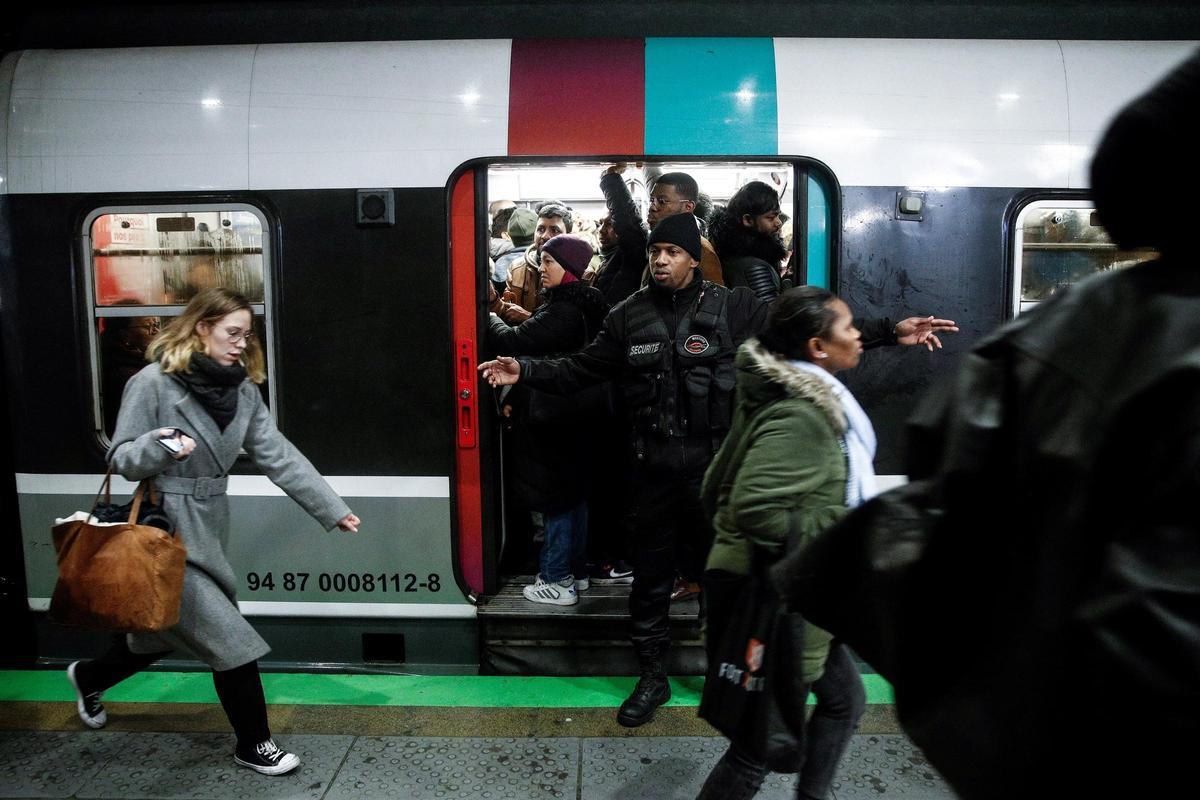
[644, 38, 779, 155]
[806, 173, 830, 288]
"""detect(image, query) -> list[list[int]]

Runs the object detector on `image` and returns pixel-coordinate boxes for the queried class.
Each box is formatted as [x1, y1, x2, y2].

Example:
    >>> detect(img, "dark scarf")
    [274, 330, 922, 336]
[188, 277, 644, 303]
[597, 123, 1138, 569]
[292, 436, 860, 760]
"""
[174, 353, 245, 430]
[708, 207, 789, 265]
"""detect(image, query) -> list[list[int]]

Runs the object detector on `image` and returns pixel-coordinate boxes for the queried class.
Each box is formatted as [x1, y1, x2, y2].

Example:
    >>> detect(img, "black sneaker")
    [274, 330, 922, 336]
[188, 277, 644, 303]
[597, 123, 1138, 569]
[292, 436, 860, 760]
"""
[234, 738, 300, 776]
[589, 561, 635, 586]
[66, 661, 106, 729]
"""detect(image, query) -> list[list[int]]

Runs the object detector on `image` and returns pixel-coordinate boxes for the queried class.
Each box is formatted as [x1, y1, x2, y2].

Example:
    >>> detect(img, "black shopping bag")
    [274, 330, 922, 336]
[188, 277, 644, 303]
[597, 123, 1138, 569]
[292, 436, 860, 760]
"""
[699, 569, 808, 773]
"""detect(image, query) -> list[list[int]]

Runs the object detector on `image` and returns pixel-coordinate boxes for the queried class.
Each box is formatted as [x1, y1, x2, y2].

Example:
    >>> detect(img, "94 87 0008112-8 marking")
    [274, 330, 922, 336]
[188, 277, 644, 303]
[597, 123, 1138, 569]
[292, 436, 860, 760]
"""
[245, 572, 442, 593]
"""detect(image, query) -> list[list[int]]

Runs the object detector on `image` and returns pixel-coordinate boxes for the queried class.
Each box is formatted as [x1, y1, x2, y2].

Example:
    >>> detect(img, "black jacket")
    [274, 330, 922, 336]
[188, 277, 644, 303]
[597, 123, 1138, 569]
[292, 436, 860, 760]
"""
[774, 257, 1200, 798]
[591, 171, 650, 306]
[708, 207, 789, 302]
[520, 270, 767, 413]
[487, 281, 608, 512]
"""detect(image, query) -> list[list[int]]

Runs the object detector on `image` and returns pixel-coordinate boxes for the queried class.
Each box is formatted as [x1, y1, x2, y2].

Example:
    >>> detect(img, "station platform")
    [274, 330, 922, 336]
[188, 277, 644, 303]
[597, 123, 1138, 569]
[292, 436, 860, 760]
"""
[0, 671, 957, 799]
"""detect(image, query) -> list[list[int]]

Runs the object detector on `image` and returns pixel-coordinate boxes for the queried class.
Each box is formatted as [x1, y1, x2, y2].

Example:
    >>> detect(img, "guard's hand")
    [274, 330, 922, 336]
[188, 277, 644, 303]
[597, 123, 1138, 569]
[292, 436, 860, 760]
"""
[604, 162, 628, 176]
[478, 356, 522, 387]
[894, 316, 959, 351]
[336, 513, 360, 533]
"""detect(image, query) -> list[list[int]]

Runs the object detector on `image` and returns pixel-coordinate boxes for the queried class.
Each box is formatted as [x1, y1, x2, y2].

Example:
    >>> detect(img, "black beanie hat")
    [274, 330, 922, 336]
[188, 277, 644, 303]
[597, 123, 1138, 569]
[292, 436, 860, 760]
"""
[648, 213, 702, 262]
[540, 234, 593, 279]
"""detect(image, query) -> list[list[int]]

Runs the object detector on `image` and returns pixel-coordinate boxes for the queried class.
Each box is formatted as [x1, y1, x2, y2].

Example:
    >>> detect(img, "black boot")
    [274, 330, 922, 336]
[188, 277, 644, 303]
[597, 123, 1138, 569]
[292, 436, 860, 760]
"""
[617, 650, 671, 727]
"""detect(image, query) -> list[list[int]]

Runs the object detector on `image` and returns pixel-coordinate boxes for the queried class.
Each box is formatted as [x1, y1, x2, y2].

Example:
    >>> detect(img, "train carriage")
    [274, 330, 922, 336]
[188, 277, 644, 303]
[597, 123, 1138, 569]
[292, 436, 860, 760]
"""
[0, 34, 1194, 671]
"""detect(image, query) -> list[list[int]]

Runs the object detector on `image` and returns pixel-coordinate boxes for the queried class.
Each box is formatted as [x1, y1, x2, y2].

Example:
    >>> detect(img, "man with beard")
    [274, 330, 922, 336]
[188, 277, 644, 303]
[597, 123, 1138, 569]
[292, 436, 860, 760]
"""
[708, 180, 791, 302]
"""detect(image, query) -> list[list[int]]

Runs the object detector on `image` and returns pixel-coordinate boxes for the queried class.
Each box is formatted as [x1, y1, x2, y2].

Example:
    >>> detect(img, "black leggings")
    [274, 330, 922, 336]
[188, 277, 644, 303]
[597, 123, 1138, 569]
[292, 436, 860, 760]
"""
[76, 635, 271, 748]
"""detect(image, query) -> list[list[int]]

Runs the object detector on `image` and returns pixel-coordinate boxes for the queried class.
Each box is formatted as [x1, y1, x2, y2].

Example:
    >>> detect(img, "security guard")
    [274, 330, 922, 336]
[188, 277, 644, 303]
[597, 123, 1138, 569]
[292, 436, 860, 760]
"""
[481, 213, 767, 727]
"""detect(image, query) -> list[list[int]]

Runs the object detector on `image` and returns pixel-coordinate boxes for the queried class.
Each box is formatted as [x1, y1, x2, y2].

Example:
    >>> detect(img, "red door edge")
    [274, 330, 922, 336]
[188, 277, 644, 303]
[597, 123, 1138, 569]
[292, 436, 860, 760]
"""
[450, 171, 483, 595]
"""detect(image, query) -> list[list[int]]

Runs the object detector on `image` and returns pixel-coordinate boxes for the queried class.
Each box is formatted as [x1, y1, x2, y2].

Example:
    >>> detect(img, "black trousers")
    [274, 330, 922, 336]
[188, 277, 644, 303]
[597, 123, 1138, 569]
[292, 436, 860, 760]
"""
[628, 437, 716, 660]
[76, 634, 271, 748]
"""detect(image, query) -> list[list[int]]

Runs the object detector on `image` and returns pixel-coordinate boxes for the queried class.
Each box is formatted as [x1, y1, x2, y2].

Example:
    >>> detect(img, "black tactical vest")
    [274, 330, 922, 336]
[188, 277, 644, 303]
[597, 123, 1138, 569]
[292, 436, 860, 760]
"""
[620, 281, 737, 445]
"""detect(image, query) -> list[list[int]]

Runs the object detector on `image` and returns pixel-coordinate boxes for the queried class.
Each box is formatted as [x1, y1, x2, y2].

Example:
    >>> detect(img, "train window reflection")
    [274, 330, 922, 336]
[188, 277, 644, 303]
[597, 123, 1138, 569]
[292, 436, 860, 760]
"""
[91, 211, 265, 306]
[1012, 200, 1155, 315]
[84, 204, 276, 442]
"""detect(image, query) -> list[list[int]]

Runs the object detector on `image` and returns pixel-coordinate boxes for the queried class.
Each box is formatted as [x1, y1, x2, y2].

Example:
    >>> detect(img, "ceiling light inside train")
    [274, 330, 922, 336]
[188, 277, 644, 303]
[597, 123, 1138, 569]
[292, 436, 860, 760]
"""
[460, 89, 481, 106]
[735, 84, 756, 106]
[201, 98, 222, 108]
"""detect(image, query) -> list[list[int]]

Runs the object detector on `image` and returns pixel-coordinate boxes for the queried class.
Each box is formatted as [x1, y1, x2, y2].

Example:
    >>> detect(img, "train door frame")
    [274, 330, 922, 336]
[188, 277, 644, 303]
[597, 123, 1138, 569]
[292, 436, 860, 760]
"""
[446, 156, 842, 599]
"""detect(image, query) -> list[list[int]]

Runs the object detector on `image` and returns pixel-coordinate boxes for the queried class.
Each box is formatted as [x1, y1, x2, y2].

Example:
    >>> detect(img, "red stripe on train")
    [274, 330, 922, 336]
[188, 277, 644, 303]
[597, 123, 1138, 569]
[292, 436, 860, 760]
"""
[508, 39, 645, 155]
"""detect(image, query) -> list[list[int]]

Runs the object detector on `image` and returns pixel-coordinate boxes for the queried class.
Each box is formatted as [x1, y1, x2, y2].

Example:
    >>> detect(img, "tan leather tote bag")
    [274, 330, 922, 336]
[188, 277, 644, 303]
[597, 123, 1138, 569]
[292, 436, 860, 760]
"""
[49, 472, 186, 632]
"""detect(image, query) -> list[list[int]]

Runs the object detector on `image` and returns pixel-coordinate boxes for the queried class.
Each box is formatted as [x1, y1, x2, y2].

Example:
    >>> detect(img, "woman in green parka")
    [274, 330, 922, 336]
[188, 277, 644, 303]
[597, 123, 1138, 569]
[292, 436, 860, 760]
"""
[697, 286, 875, 800]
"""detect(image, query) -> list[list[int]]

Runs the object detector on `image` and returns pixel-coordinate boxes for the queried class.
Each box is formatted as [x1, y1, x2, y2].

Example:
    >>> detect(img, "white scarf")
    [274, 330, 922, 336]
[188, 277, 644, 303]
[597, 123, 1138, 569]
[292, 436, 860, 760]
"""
[789, 359, 878, 508]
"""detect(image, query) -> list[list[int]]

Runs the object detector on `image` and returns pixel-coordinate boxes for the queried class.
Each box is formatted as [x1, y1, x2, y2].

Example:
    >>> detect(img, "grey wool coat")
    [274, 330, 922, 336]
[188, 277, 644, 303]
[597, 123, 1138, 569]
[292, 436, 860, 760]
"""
[109, 362, 351, 671]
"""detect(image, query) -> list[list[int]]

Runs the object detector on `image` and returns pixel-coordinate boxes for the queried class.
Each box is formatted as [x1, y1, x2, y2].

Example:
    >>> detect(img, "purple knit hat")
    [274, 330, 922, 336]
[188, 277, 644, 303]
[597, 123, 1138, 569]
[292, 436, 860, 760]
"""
[540, 234, 593, 280]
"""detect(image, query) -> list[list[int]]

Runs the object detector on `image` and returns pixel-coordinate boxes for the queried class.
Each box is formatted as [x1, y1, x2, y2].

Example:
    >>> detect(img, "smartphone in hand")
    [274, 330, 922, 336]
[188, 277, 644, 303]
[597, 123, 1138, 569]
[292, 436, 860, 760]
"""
[157, 429, 185, 455]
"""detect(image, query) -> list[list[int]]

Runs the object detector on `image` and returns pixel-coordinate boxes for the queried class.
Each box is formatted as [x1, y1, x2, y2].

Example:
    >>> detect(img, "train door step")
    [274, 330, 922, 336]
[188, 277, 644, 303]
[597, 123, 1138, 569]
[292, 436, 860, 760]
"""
[476, 575, 705, 676]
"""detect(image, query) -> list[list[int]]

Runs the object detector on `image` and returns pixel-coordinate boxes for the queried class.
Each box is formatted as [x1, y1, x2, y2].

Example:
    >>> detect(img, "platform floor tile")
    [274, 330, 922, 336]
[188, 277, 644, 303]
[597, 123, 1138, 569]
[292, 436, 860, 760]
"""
[580, 737, 796, 800]
[324, 736, 579, 800]
[0, 730, 135, 799]
[74, 732, 354, 800]
[831, 734, 956, 799]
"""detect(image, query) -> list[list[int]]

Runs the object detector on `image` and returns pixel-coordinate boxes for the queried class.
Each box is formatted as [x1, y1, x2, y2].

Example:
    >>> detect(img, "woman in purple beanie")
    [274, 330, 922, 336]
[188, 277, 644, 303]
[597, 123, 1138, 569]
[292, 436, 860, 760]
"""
[486, 234, 609, 605]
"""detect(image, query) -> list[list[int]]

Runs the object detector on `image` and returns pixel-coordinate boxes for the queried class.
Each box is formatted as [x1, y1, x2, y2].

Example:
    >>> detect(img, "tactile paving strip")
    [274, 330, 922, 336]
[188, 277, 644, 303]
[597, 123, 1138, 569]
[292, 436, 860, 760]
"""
[75, 732, 353, 800]
[324, 736, 579, 800]
[0, 731, 133, 799]
[831, 734, 958, 799]
[581, 737, 796, 800]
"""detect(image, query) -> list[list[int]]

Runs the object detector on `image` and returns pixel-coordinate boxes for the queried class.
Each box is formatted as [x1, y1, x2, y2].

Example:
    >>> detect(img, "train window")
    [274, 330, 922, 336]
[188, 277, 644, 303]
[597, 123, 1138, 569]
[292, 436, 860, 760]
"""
[82, 205, 276, 442]
[1012, 200, 1155, 316]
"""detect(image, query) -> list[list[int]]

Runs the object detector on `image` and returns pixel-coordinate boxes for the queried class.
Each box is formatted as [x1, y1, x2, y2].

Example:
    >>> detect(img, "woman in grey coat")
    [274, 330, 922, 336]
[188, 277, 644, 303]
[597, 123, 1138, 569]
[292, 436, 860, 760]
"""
[66, 288, 360, 776]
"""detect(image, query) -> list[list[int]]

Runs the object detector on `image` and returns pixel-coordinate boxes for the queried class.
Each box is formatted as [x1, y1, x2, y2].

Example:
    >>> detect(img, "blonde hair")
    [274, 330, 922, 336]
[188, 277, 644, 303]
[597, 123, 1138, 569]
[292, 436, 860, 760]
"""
[147, 288, 266, 384]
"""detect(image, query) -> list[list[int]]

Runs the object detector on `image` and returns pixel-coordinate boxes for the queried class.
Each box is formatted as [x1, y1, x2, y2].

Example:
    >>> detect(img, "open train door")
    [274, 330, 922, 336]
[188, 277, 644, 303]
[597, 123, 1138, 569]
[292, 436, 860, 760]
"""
[448, 156, 840, 674]
[448, 164, 506, 599]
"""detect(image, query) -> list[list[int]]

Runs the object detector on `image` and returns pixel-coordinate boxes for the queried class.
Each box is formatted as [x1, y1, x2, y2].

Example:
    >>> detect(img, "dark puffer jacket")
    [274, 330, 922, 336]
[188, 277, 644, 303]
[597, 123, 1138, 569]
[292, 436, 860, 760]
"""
[707, 207, 790, 301]
[487, 281, 609, 512]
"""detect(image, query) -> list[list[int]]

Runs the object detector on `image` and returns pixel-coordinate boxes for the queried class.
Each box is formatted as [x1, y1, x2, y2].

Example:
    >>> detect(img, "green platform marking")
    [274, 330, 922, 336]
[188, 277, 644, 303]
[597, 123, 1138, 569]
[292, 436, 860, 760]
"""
[0, 671, 892, 707]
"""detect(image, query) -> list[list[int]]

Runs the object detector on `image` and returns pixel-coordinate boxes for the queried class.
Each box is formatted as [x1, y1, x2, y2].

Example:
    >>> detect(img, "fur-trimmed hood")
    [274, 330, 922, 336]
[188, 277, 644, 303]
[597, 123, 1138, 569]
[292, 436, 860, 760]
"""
[736, 338, 846, 432]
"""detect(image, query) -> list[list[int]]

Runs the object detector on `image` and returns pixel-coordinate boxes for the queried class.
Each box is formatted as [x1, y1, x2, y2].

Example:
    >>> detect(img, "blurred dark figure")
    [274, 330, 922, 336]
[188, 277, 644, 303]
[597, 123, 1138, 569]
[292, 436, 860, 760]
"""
[772, 50, 1200, 798]
[100, 309, 161, 433]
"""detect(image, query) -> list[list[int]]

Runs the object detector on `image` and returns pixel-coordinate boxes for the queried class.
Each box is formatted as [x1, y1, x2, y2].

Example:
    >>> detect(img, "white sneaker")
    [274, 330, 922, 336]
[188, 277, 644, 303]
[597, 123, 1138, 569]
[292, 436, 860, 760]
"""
[575, 576, 590, 592]
[234, 738, 301, 776]
[67, 661, 106, 729]
[523, 575, 578, 606]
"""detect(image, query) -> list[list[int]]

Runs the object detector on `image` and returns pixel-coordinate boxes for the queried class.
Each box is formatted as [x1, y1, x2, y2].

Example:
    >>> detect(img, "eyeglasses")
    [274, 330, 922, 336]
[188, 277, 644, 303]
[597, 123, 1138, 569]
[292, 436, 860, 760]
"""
[221, 327, 255, 344]
[648, 195, 687, 208]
